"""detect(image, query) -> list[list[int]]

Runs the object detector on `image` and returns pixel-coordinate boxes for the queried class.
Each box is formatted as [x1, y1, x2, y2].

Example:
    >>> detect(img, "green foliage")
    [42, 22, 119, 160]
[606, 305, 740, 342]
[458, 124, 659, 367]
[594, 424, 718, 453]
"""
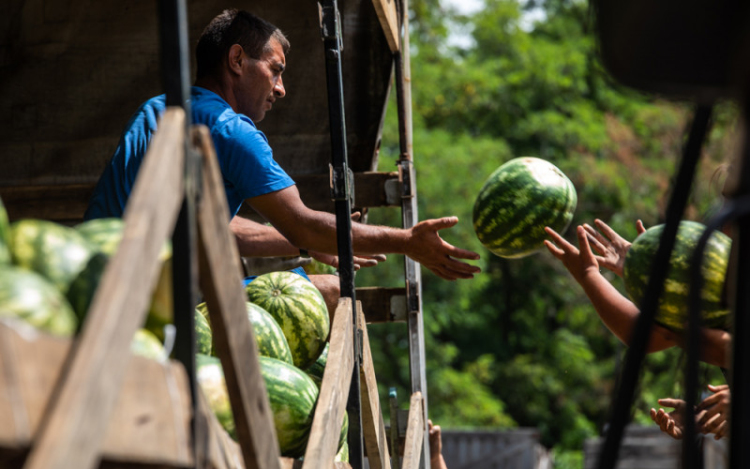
[359, 0, 738, 461]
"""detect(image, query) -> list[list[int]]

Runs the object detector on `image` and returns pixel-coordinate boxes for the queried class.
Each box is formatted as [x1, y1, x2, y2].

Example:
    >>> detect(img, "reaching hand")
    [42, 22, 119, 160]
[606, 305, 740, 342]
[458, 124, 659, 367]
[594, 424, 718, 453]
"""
[407, 217, 481, 281]
[650, 398, 688, 440]
[697, 384, 731, 440]
[582, 219, 646, 277]
[544, 225, 600, 284]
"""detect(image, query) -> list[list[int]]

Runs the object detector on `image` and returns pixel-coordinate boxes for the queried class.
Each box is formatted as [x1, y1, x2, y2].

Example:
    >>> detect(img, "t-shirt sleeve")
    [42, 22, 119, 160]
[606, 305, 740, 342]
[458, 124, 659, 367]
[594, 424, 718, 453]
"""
[212, 117, 295, 200]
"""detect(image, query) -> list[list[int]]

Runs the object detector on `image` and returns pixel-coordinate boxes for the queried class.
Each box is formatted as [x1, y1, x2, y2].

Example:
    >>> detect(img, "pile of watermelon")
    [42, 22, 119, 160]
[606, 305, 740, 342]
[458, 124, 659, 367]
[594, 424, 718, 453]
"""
[196, 271, 347, 460]
[0, 198, 169, 358]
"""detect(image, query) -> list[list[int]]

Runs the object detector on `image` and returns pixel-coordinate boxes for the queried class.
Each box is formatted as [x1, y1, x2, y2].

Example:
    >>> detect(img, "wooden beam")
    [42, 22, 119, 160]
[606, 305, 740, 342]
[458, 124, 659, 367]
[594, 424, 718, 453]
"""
[0, 172, 400, 223]
[356, 287, 407, 323]
[193, 125, 281, 469]
[302, 298, 355, 469]
[371, 0, 400, 52]
[358, 303, 392, 469]
[400, 393, 424, 469]
[22, 108, 186, 469]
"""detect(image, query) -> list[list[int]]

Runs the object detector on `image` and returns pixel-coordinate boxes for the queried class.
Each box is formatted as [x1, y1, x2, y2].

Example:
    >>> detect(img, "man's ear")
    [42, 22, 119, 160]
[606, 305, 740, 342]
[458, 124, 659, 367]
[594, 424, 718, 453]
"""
[227, 44, 244, 75]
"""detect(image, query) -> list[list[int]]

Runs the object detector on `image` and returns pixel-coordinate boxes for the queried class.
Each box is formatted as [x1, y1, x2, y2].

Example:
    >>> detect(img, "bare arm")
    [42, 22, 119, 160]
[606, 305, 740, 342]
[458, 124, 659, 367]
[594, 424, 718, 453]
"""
[545, 225, 677, 352]
[248, 185, 481, 280]
[230, 216, 300, 257]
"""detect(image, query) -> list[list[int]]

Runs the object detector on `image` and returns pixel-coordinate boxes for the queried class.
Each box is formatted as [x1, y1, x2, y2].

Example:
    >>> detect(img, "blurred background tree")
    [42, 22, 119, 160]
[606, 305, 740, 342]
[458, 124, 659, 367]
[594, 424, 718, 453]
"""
[355, 0, 738, 465]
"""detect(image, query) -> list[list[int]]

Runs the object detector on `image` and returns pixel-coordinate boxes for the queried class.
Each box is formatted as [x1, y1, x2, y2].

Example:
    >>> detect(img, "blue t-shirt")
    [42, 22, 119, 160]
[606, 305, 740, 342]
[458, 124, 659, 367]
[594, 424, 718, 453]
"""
[85, 86, 294, 220]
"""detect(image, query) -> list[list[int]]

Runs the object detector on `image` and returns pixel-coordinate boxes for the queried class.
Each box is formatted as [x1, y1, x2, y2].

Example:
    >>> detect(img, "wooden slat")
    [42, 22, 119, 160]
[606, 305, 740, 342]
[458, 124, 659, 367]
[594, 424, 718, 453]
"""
[371, 0, 400, 52]
[193, 125, 281, 469]
[302, 298, 355, 469]
[356, 287, 407, 323]
[358, 303, 392, 469]
[400, 393, 424, 469]
[22, 108, 186, 469]
[0, 172, 400, 223]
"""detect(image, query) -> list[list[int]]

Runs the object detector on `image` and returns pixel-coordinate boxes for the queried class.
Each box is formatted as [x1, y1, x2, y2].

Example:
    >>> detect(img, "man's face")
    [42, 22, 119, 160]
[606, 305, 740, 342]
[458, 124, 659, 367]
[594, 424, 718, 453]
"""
[237, 38, 286, 122]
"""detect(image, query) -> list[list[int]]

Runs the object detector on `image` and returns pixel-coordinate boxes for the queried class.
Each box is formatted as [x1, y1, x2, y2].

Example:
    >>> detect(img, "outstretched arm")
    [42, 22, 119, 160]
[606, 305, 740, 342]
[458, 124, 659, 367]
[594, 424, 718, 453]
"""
[248, 185, 481, 280]
[545, 225, 677, 352]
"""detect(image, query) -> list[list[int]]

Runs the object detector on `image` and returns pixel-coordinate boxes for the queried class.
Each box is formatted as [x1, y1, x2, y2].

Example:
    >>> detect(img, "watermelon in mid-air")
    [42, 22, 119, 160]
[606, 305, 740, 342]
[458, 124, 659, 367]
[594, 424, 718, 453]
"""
[473, 157, 577, 258]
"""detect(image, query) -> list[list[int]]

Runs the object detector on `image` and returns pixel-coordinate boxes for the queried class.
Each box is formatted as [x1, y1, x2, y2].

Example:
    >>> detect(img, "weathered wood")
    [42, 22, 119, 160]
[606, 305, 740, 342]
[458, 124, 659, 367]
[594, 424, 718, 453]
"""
[0, 318, 194, 467]
[400, 393, 424, 469]
[358, 303, 392, 469]
[0, 172, 401, 223]
[193, 125, 281, 469]
[302, 298, 355, 469]
[355, 287, 407, 323]
[371, 0, 400, 52]
[22, 108, 186, 469]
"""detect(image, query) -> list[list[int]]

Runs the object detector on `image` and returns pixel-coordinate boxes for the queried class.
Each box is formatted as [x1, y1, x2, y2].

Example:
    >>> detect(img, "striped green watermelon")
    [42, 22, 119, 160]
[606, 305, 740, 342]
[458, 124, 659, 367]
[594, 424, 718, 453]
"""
[194, 308, 213, 356]
[73, 218, 173, 337]
[196, 301, 293, 364]
[131, 328, 166, 360]
[473, 157, 577, 258]
[10, 219, 97, 292]
[623, 220, 732, 331]
[303, 258, 337, 276]
[245, 272, 330, 369]
[196, 353, 236, 439]
[305, 341, 329, 388]
[259, 356, 319, 457]
[0, 197, 10, 265]
[0, 266, 78, 336]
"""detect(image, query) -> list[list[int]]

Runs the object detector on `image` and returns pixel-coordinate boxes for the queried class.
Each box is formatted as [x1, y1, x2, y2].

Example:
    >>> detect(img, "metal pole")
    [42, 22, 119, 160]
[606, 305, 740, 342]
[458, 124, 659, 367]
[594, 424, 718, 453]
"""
[394, 0, 430, 467]
[157, 0, 205, 465]
[318, 2, 364, 467]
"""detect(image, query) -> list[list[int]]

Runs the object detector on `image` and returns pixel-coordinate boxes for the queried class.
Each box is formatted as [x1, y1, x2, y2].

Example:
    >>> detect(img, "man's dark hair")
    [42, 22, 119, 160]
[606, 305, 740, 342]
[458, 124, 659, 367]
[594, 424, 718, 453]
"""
[195, 9, 290, 80]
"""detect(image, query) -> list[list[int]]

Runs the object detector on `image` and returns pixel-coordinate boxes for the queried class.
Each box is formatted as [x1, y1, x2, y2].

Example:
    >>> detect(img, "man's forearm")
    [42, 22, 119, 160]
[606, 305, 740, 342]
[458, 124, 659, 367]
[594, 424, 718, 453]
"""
[230, 216, 301, 258]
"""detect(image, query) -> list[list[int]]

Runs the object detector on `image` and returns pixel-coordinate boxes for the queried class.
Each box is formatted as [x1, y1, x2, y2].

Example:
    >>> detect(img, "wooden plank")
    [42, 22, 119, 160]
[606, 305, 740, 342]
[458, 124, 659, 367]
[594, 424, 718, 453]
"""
[400, 393, 424, 469]
[0, 319, 195, 467]
[358, 303, 392, 469]
[371, 0, 400, 52]
[22, 108, 186, 469]
[193, 125, 281, 469]
[0, 184, 93, 223]
[0, 172, 400, 223]
[355, 287, 407, 323]
[302, 298, 355, 469]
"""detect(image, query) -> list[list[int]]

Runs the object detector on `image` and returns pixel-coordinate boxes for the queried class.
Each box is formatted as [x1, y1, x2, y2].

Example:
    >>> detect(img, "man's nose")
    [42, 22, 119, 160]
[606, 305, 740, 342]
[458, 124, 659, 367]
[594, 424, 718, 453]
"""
[274, 76, 285, 98]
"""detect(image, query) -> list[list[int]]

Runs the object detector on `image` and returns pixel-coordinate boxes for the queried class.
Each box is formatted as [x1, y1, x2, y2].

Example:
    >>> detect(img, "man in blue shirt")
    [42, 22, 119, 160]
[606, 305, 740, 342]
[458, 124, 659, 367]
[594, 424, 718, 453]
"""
[86, 9, 481, 315]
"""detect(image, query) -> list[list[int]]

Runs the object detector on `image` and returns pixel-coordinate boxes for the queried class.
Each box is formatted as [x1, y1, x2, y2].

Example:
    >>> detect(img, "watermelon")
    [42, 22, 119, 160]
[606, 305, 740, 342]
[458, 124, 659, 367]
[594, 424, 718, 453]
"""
[196, 354, 320, 456]
[623, 220, 732, 331]
[196, 354, 236, 439]
[259, 356, 319, 457]
[131, 328, 165, 360]
[10, 219, 97, 292]
[196, 301, 293, 364]
[245, 272, 330, 369]
[194, 308, 213, 356]
[303, 258, 337, 276]
[0, 197, 10, 265]
[305, 341, 329, 388]
[65, 252, 109, 322]
[473, 157, 577, 258]
[73, 218, 173, 337]
[0, 266, 77, 336]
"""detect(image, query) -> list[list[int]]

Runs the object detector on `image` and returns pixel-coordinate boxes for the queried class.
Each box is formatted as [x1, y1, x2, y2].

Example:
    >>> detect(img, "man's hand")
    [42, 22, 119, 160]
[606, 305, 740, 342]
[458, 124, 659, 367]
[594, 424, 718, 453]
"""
[650, 398, 688, 440]
[697, 384, 731, 440]
[309, 250, 387, 271]
[582, 219, 646, 277]
[544, 225, 600, 284]
[407, 217, 481, 281]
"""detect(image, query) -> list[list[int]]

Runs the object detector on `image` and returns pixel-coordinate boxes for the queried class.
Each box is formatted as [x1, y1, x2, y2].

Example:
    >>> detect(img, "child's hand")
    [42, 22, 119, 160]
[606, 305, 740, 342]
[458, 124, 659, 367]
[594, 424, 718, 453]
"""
[544, 225, 600, 284]
[582, 219, 646, 277]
